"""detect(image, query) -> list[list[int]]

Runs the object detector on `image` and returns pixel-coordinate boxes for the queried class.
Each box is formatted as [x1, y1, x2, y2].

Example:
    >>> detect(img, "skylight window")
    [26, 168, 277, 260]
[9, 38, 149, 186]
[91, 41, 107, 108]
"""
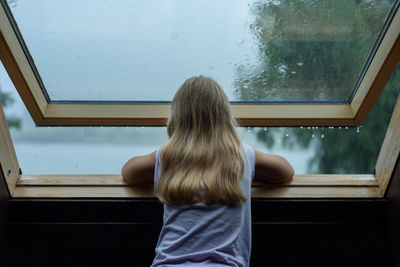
[0, 0, 399, 198]
[0, 0, 399, 126]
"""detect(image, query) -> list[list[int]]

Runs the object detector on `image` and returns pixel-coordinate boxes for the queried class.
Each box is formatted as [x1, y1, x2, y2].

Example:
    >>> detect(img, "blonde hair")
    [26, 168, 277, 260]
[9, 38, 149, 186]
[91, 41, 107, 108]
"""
[157, 76, 246, 205]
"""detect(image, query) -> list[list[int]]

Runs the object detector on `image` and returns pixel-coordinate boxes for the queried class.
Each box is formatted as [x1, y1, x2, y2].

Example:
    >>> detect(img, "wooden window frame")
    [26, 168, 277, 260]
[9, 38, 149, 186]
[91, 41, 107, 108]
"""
[0, 1, 399, 126]
[0, 92, 399, 198]
[0, 1, 399, 198]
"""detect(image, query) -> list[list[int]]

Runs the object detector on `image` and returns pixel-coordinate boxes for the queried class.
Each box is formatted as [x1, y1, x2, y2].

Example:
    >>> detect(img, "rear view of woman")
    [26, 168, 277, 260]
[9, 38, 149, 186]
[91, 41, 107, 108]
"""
[122, 76, 294, 266]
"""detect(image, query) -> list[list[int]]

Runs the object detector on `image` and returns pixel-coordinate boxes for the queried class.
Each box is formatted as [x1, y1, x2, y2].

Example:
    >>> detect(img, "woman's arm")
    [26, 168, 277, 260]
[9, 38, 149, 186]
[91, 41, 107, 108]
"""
[252, 148, 294, 184]
[121, 151, 156, 185]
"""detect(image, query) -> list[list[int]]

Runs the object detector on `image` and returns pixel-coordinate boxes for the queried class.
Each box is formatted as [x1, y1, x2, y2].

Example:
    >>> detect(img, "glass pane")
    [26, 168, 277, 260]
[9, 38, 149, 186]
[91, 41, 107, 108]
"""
[7, 0, 396, 103]
[1, 60, 398, 174]
[248, 63, 400, 173]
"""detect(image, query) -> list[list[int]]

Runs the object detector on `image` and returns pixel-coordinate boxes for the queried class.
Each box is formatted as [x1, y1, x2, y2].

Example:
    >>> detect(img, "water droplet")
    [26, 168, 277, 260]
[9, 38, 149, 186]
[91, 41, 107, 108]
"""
[285, 133, 289, 137]
[338, 126, 342, 129]
[345, 126, 348, 130]
[300, 126, 304, 129]
[277, 64, 287, 75]
[235, 39, 245, 46]
[291, 71, 296, 74]
[315, 126, 318, 129]
[170, 32, 178, 40]
[307, 127, 311, 130]
[80, 128, 85, 132]
[312, 134, 315, 138]
[356, 127, 360, 133]
[297, 62, 304, 66]
[263, 127, 267, 131]
[321, 134, 325, 138]
[272, 0, 281, 5]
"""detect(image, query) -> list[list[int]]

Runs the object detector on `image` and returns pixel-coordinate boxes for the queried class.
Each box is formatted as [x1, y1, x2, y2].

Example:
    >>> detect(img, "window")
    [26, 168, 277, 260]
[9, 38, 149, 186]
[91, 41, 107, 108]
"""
[1, 62, 399, 198]
[0, 0, 399, 198]
[0, 0, 399, 126]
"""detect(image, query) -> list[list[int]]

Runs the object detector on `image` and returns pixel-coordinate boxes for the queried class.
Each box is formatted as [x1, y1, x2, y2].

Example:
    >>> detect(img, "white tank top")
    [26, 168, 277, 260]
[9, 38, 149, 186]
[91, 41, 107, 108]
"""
[151, 143, 255, 267]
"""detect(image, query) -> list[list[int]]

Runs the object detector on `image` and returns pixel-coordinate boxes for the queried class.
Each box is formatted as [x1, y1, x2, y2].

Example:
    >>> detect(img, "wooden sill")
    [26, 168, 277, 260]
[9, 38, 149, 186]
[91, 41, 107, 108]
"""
[12, 174, 382, 198]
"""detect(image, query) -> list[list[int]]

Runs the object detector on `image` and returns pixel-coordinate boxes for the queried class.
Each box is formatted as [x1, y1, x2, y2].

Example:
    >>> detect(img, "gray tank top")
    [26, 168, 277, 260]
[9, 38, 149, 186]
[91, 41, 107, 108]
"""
[151, 143, 255, 267]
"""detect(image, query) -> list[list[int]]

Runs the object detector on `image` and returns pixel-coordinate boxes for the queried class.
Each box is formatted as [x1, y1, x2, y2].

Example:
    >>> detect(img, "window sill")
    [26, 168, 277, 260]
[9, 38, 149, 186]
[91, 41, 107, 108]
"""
[12, 174, 382, 198]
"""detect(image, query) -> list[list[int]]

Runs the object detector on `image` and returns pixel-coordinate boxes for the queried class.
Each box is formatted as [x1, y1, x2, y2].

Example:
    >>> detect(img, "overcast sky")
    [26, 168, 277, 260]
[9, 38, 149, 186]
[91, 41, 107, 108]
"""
[10, 0, 260, 101]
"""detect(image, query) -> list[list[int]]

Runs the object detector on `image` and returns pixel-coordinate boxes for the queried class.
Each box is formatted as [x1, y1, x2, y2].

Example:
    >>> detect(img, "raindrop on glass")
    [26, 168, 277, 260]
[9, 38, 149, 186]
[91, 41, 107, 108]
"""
[171, 32, 178, 40]
[321, 134, 325, 139]
[263, 127, 267, 131]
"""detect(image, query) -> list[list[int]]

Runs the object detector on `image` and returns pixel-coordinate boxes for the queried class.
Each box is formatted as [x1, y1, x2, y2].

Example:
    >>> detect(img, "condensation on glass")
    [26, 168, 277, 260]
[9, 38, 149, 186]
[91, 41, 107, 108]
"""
[7, 0, 397, 103]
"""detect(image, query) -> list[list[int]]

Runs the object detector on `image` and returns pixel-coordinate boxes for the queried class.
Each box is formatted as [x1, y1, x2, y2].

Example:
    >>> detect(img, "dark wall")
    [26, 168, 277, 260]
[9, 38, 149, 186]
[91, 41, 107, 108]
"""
[0, 166, 9, 260]
[6, 198, 387, 267]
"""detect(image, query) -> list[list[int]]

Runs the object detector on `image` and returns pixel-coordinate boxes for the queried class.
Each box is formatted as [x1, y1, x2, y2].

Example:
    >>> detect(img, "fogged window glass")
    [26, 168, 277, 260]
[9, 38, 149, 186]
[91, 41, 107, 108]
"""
[7, 0, 396, 102]
[1, 61, 398, 175]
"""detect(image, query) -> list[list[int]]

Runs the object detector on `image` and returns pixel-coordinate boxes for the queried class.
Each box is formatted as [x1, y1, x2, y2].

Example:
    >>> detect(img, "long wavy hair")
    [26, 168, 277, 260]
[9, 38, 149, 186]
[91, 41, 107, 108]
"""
[157, 76, 245, 205]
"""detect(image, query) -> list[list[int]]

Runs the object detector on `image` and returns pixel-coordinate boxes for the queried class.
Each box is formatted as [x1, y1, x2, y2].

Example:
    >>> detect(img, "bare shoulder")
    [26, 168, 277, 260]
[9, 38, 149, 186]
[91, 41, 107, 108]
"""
[251, 147, 294, 184]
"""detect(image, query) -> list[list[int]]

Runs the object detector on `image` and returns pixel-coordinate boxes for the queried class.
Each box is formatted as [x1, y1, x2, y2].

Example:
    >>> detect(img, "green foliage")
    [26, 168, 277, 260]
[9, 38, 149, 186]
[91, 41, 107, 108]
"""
[0, 88, 21, 130]
[254, 66, 399, 174]
[235, 0, 393, 102]
[235, 0, 398, 173]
